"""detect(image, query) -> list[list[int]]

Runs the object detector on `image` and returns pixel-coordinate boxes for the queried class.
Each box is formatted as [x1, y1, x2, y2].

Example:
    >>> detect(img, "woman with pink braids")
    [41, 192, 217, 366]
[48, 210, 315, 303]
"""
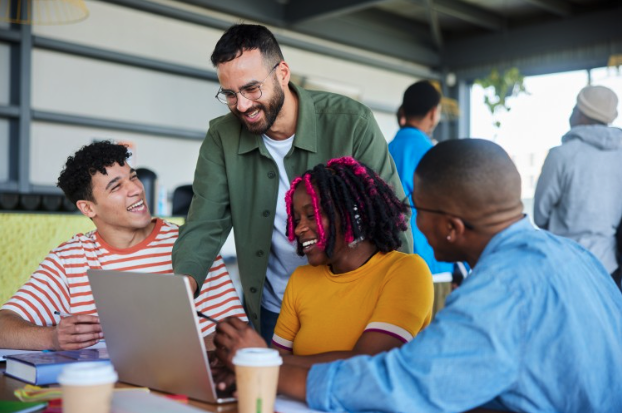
[215, 157, 433, 370]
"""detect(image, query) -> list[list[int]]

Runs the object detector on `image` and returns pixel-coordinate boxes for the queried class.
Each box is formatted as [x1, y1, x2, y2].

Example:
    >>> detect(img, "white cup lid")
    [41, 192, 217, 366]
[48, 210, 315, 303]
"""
[232, 348, 283, 367]
[58, 362, 118, 386]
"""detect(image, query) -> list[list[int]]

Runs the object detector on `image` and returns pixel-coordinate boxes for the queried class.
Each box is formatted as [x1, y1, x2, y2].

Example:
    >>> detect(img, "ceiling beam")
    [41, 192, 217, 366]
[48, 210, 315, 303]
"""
[520, 0, 572, 17]
[430, 0, 505, 31]
[171, 0, 285, 26]
[442, 7, 622, 70]
[293, 9, 440, 67]
[106, 0, 270, 28]
[352, 8, 432, 39]
[285, 0, 386, 24]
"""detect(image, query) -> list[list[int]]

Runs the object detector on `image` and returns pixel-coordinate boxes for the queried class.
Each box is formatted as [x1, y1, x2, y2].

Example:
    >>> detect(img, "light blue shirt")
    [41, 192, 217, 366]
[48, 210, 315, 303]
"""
[307, 218, 622, 412]
[388, 127, 454, 275]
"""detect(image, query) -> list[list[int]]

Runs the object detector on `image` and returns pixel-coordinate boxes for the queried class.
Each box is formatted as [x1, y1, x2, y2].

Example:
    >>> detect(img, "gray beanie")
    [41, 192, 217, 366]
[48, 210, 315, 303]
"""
[576, 85, 618, 124]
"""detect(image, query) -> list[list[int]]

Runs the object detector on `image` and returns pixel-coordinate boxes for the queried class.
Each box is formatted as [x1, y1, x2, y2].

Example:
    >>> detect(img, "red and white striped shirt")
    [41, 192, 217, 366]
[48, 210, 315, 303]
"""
[1, 218, 247, 336]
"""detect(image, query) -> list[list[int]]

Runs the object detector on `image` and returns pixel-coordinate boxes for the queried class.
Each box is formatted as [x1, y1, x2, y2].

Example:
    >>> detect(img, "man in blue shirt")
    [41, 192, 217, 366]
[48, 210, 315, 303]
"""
[389, 81, 455, 278]
[273, 139, 622, 411]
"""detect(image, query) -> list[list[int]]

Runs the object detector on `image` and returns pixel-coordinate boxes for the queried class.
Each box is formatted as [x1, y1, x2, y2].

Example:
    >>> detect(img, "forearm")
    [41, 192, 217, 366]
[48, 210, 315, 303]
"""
[277, 363, 308, 401]
[282, 350, 361, 368]
[0, 310, 55, 350]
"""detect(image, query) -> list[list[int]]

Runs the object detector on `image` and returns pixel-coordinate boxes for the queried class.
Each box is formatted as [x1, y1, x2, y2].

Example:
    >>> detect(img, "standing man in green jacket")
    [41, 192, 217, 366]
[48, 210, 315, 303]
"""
[172, 24, 412, 344]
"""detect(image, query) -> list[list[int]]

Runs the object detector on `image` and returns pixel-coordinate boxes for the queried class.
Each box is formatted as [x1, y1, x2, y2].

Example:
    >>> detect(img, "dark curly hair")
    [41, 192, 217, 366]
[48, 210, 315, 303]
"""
[285, 157, 409, 258]
[57, 141, 131, 204]
[211, 24, 283, 68]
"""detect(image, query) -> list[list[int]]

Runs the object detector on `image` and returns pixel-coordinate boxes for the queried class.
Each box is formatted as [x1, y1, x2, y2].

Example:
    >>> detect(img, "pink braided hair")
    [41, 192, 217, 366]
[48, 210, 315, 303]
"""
[285, 176, 303, 242]
[304, 174, 326, 249]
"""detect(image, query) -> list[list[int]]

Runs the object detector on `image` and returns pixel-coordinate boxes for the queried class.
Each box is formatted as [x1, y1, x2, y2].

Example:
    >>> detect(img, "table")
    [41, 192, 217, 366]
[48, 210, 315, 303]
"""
[0, 366, 237, 412]
[1, 365, 504, 413]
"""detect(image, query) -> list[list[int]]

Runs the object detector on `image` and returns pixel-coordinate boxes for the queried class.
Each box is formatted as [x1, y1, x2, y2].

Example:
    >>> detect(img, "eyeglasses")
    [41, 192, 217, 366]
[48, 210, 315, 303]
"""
[215, 63, 280, 106]
[411, 200, 475, 230]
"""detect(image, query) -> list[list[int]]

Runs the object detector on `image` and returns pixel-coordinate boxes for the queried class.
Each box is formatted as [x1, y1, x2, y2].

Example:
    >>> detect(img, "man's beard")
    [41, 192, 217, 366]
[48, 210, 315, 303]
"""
[233, 81, 285, 135]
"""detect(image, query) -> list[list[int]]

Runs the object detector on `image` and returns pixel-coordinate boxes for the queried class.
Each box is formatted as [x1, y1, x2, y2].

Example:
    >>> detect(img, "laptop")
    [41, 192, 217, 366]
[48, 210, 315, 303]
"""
[88, 269, 235, 404]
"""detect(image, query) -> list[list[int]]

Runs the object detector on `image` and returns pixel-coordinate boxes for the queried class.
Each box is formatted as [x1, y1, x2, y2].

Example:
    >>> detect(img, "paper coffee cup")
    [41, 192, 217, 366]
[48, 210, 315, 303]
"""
[233, 348, 283, 413]
[58, 362, 117, 413]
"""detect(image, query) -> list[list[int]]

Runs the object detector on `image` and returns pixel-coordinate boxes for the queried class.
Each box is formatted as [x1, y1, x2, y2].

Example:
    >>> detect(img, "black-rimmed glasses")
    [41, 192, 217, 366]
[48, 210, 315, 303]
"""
[215, 63, 280, 106]
[411, 200, 475, 230]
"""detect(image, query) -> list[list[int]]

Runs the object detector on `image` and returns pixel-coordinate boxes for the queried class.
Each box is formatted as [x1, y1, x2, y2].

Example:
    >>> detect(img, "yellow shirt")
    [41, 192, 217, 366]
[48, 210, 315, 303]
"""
[272, 251, 434, 355]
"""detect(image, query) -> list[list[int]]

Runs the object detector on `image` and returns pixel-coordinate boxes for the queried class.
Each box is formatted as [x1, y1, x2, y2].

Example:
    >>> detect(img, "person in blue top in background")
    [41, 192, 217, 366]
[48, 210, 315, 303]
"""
[389, 80, 456, 279]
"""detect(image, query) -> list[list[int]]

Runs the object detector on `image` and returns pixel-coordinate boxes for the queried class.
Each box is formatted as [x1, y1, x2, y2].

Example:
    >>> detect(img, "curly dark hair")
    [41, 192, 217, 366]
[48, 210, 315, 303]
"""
[211, 24, 284, 68]
[285, 157, 409, 258]
[57, 141, 131, 204]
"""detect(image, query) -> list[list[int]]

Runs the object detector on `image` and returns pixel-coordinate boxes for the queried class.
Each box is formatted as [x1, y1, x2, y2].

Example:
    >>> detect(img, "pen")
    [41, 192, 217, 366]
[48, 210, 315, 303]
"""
[196, 311, 219, 324]
[54, 310, 72, 317]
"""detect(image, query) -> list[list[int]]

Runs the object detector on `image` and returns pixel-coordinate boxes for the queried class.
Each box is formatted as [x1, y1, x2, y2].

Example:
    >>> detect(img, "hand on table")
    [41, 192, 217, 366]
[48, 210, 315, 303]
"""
[53, 315, 103, 350]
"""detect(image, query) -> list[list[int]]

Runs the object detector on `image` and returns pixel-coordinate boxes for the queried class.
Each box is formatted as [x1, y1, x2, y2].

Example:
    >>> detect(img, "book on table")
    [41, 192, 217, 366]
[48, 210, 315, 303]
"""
[4, 348, 110, 385]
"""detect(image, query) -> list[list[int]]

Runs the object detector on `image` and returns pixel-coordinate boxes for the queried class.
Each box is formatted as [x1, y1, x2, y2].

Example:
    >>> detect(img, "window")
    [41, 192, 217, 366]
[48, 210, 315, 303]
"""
[471, 70, 590, 212]
[0, 42, 9, 105]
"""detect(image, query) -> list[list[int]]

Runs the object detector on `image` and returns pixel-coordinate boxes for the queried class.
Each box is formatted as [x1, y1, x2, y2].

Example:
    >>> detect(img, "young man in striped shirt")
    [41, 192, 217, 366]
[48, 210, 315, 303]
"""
[0, 141, 246, 351]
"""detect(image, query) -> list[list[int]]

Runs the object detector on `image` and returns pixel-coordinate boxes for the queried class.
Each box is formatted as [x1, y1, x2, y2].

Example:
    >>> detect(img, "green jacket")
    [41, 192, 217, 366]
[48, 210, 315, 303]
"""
[173, 83, 412, 332]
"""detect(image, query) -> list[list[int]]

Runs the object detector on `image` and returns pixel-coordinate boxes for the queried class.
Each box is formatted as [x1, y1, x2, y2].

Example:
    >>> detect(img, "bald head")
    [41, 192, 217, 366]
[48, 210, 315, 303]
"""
[415, 139, 523, 228]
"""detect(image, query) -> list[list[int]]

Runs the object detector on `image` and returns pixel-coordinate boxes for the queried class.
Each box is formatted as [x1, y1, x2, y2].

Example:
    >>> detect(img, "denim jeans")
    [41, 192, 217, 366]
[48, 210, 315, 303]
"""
[260, 306, 280, 346]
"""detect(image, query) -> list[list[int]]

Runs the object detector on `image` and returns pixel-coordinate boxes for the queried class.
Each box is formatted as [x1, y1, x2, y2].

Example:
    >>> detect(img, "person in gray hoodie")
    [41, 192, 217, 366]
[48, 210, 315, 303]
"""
[535, 85, 622, 289]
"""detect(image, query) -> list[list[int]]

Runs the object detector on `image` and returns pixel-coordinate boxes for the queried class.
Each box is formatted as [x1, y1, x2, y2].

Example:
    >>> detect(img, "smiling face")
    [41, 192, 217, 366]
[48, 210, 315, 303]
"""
[81, 163, 152, 233]
[292, 184, 349, 268]
[216, 49, 285, 135]
[292, 184, 327, 266]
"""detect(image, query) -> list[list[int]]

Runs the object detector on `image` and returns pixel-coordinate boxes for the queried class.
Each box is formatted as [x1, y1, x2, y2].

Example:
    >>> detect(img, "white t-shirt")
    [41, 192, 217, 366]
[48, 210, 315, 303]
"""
[261, 134, 308, 313]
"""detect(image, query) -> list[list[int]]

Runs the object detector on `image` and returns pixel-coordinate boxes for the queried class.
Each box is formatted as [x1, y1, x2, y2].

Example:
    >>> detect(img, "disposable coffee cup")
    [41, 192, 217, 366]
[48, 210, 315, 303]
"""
[233, 348, 283, 413]
[58, 362, 117, 413]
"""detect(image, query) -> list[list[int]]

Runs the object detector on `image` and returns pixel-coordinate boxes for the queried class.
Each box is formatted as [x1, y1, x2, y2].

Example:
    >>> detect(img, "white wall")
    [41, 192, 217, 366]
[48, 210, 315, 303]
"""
[33, 0, 418, 112]
[31, 49, 226, 131]
[29, 122, 202, 191]
[281, 46, 416, 112]
[375, 112, 401, 143]
[33, 1, 218, 69]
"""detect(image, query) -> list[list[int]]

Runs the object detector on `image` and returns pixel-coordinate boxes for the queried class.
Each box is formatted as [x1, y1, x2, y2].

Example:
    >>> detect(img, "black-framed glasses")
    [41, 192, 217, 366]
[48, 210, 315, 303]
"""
[215, 62, 280, 106]
[411, 200, 475, 230]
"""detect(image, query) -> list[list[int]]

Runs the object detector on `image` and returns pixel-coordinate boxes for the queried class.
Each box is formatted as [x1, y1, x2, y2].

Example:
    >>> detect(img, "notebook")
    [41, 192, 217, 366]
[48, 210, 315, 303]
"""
[87, 269, 235, 404]
[4, 348, 110, 385]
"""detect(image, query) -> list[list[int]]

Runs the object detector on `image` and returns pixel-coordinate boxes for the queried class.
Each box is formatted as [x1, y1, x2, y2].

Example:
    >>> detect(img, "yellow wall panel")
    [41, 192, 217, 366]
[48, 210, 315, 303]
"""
[0, 213, 184, 306]
[0, 213, 95, 306]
